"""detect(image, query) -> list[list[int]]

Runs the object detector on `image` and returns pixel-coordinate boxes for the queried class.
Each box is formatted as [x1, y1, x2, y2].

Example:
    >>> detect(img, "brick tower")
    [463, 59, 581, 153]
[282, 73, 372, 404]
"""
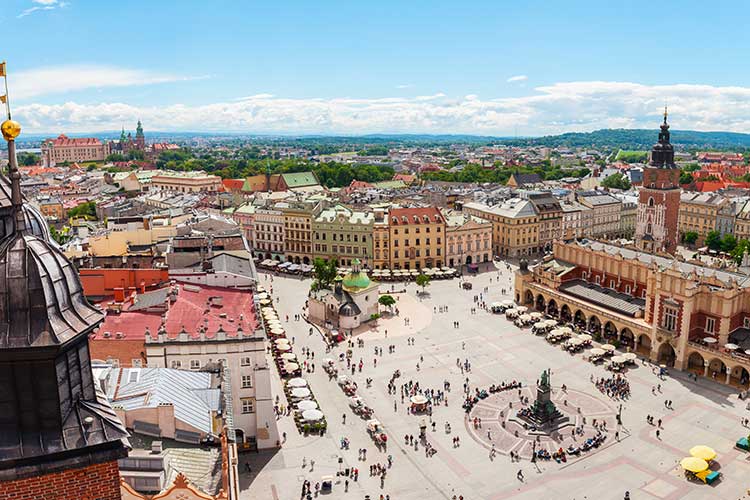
[635, 108, 681, 254]
[0, 75, 129, 500]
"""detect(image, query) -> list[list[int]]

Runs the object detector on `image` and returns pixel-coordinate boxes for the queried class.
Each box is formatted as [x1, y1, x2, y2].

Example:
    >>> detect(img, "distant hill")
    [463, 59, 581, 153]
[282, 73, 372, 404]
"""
[8, 128, 750, 151]
[499, 129, 750, 150]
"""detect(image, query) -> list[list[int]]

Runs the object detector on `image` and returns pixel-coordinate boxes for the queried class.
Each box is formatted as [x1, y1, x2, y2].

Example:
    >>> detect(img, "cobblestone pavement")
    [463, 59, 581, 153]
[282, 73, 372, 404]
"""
[240, 263, 750, 500]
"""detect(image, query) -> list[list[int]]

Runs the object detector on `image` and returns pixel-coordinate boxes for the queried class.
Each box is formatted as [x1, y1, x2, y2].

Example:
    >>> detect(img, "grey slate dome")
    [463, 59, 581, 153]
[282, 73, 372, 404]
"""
[0, 232, 102, 349]
[339, 301, 360, 317]
[0, 173, 51, 242]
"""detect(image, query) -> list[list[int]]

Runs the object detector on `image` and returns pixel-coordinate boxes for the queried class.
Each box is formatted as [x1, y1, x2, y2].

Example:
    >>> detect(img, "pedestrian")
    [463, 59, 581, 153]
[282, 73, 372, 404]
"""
[656, 429, 661, 439]
[517, 469, 524, 481]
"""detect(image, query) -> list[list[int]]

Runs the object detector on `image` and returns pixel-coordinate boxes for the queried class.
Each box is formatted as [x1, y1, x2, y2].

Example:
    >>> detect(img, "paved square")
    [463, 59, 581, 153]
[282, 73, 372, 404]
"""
[240, 264, 750, 500]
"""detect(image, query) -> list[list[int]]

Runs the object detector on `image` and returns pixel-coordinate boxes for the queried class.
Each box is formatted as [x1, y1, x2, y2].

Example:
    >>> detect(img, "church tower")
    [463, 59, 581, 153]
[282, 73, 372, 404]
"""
[635, 108, 681, 254]
[135, 119, 145, 149]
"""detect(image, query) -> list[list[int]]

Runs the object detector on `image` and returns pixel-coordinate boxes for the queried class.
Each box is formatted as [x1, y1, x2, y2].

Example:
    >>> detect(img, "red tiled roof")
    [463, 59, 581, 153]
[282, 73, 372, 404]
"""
[44, 134, 102, 147]
[694, 181, 726, 192]
[389, 206, 444, 225]
[393, 173, 416, 183]
[94, 284, 259, 342]
[223, 179, 245, 191]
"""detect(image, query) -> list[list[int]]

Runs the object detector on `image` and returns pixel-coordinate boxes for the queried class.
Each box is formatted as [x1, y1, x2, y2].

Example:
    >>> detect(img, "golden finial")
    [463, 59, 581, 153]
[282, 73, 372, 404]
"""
[663, 104, 668, 123]
[1, 119, 20, 141]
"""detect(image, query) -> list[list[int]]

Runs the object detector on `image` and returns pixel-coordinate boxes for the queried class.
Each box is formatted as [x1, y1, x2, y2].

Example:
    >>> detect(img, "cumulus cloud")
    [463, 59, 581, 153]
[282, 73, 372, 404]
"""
[507, 75, 528, 83]
[14, 80, 750, 135]
[10, 64, 207, 99]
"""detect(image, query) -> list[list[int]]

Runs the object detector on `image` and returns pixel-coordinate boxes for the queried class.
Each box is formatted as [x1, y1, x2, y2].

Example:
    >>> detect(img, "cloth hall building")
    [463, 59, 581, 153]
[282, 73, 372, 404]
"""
[515, 239, 750, 389]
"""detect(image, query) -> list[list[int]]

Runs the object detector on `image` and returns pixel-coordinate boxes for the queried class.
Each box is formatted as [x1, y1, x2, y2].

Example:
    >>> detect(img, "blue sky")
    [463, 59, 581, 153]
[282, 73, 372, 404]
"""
[3, 0, 750, 135]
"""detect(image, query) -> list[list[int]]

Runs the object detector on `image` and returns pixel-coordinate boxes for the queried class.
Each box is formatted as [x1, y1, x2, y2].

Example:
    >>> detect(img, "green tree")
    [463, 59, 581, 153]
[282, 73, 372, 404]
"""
[105, 153, 127, 162]
[415, 273, 430, 294]
[600, 173, 631, 190]
[312, 257, 338, 289]
[682, 231, 699, 245]
[18, 152, 38, 166]
[731, 239, 750, 264]
[378, 294, 396, 311]
[720, 233, 737, 253]
[705, 230, 722, 251]
[67, 201, 97, 220]
[48, 224, 71, 245]
[679, 171, 694, 184]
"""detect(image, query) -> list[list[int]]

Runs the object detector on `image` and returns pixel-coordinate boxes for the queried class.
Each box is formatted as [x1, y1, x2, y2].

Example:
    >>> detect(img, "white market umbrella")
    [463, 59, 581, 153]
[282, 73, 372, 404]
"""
[578, 334, 592, 342]
[297, 400, 318, 411]
[622, 353, 637, 361]
[274, 338, 290, 346]
[519, 314, 532, 322]
[270, 328, 285, 335]
[302, 409, 324, 422]
[703, 337, 718, 344]
[589, 348, 605, 356]
[283, 362, 300, 372]
[725, 343, 739, 350]
[410, 395, 428, 405]
[291, 387, 311, 399]
[281, 353, 297, 361]
[529, 312, 543, 320]
[611, 355, 627, 364]
[601, 344, 616, 352]
[516, 306, 528, 313]
[259, 299, 271, 306]
[277, 344, 291, 352]
[287, 377, 307, 388]
[256, 292, 269, 300]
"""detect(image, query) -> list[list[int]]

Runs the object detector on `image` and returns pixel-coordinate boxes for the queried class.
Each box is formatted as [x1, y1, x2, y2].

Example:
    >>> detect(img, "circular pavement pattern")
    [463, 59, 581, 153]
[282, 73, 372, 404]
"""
[466, 385, 618, 460]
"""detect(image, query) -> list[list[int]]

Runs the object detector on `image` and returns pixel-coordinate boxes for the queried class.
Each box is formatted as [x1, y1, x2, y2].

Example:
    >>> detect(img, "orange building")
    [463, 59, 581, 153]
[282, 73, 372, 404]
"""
[79, 268, 170, 299]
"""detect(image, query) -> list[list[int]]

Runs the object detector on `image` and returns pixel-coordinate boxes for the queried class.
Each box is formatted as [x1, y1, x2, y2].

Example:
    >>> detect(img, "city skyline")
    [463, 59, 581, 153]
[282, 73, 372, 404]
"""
[4, 0, 750, 134]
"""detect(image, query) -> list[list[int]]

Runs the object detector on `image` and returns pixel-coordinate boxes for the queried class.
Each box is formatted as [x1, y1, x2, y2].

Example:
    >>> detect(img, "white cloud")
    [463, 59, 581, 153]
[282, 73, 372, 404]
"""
[395, 84, 414, 89]
[507, 75, 528, 83]
[10, 64, 207, 99]
[18, 0, 67, 18]
[14, 80, 750, 135]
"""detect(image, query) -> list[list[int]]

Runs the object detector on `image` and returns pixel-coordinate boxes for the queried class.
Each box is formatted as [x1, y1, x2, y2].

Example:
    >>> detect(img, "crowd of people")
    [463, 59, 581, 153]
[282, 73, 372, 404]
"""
[592, 374, 631, 400]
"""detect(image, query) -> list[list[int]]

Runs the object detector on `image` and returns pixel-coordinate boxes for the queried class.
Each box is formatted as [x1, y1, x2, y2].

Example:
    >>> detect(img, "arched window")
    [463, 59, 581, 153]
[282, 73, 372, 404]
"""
[648, 197, 655, 207]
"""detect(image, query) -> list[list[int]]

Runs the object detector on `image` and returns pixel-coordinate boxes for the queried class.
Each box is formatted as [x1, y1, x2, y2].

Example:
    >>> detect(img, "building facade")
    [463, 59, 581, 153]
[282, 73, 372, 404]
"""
[151, 171, 223, 193]
[464, 199, 539, 258]
[41, 134, 112, 166]
[388, 207, 445, 269]
[372, 208, 391, 269]
[443, 209, 492, 267]
[282, 201, 317, 264]
[528, 193, 563, 251]
[252, 206, 285, 261]
[635, 112, 681, 254]
[516, 239, 750, 390]
[312, 205, 374, 266]
[576, 191, 622, 238]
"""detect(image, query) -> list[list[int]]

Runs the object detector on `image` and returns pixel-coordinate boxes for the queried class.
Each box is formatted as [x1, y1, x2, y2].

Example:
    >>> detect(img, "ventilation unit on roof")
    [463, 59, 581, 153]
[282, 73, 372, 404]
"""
[103, 331, 111, 338]
[115, 332, 124, 339]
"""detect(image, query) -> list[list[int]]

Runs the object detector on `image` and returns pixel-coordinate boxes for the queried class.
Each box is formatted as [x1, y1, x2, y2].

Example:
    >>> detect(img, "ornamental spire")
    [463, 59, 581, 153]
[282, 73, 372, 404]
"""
[0, 62, 25, 233]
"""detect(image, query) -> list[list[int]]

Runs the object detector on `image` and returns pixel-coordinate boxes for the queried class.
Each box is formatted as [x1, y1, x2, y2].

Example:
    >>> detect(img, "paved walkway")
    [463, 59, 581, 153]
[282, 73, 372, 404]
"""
[240, 264, 750, 500]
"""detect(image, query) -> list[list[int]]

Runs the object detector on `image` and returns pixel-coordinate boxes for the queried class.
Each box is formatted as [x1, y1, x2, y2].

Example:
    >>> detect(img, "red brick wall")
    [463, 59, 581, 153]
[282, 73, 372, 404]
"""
[1, 459, 122, 500]
[729, 312, 749, 331]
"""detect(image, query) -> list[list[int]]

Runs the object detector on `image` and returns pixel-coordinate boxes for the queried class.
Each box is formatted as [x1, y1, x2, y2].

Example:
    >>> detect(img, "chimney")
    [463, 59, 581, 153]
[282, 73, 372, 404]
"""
[114, 287, 125, 303]
[151, 441, 163, 454]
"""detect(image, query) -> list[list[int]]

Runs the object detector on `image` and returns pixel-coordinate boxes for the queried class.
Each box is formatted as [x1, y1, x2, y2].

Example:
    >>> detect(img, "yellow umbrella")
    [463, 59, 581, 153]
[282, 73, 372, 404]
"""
[680, 456, 708, 473]
[689, 446, 717, 461]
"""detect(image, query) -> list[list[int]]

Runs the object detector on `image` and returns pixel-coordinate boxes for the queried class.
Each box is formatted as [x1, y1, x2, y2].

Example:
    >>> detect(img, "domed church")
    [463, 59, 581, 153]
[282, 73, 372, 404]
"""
[308, 258, 379, 332]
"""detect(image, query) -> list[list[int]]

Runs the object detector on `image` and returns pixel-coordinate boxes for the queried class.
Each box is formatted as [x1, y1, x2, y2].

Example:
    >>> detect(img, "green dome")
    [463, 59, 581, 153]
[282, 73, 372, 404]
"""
[342, 271, 371, 290]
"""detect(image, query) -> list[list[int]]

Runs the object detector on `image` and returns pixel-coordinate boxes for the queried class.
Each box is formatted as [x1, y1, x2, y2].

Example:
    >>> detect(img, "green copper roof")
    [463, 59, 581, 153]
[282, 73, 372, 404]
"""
[282, 172, 319, 188]
[342, 271, 371, 290]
